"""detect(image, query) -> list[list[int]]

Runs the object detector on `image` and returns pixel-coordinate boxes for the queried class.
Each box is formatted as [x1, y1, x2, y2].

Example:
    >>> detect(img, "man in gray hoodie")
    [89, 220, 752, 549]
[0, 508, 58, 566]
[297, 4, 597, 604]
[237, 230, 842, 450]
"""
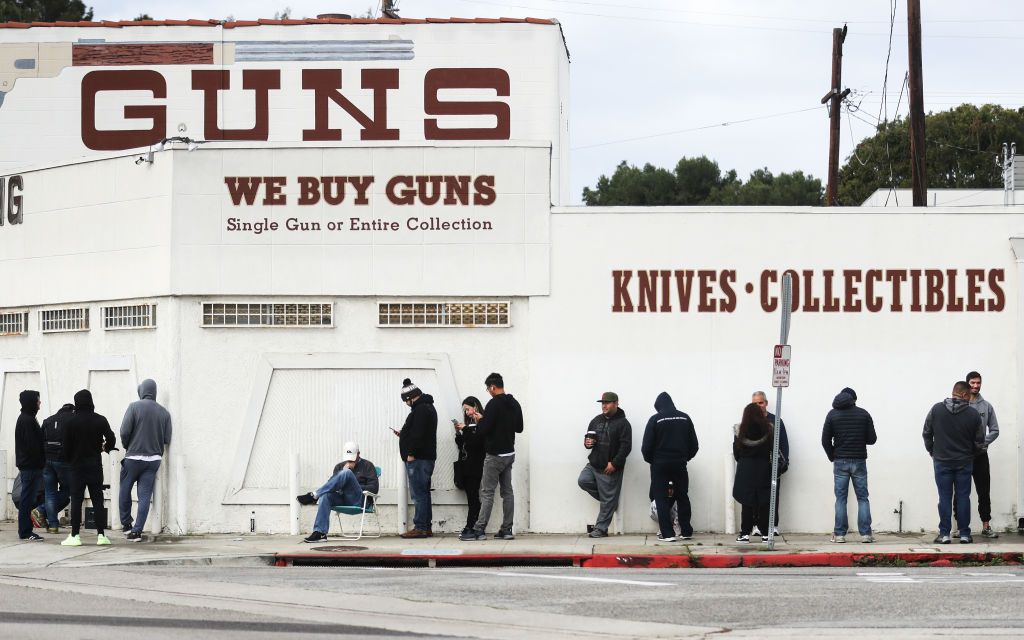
[923, 380, 985, 544]
[118, 379, 172, 542]
[964, 371, 999, 538]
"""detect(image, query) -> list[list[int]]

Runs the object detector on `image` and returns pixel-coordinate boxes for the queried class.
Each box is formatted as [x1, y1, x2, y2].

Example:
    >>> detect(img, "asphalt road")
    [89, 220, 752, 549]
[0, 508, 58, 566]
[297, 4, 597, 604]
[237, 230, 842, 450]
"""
[0, 565, 1022, 638]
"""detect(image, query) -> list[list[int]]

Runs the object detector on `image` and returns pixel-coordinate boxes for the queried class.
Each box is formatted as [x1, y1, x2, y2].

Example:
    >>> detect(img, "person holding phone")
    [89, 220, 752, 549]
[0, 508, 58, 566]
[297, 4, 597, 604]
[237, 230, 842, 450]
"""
[454, 396, 485, 539]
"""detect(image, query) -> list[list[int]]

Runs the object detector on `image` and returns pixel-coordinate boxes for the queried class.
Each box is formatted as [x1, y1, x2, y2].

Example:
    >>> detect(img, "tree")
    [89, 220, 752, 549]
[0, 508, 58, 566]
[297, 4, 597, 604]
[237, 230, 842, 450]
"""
[707, 168, 823, 206]
[0, 0, 93, 21]
[838, 103, 1024, 205]
[133, 13, 152, 20]
[582, 155, 821, 206]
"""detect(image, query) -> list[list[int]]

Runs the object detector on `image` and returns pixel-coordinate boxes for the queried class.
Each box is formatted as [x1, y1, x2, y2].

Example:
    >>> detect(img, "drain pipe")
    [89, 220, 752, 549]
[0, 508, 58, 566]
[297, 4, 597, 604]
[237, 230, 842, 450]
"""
[724, 452, 736, 534]
[397, 467, 409, 534]
[0, 451, 6, 521]
[288, 452, 300, 536]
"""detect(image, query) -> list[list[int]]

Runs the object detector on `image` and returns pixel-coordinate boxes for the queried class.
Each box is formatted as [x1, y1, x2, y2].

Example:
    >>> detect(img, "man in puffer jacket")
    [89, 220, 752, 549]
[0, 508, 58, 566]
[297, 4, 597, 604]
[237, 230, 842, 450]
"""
[821, 387, 877, 543]
[578, 391, 632, 538]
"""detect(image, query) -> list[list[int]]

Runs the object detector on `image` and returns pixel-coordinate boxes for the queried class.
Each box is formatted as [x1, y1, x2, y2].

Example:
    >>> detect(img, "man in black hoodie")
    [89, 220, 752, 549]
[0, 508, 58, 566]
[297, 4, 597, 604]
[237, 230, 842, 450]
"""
[577, 391, 632, 539]
[821, 387, 877, 543]
[460, 372, 524, 541]
[398, 378, 437, 539]
[14, 390, 45, 541]
[923, 380, 985, 544]
[41, 402, 75, 534]
[642, 392, 698, 541]
[61, 389, 117, 546]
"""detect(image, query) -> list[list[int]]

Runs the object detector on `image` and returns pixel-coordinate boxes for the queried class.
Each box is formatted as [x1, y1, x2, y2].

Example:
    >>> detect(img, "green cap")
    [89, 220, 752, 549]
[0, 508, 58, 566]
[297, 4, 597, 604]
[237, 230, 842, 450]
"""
[598, 391, 619, 403]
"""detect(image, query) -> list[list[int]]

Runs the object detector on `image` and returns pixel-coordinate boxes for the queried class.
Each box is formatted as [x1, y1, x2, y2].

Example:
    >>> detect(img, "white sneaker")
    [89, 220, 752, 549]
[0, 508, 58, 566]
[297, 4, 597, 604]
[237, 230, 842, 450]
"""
[656, 533, 677, 542]
[830, 534, 846, 543]
[861, 534, 875, 543]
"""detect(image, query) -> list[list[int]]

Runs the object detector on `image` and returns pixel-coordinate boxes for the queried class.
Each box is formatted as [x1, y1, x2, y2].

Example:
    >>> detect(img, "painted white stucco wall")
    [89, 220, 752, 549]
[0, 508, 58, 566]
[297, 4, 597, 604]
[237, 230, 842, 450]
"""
[529, 206, 1024, 535]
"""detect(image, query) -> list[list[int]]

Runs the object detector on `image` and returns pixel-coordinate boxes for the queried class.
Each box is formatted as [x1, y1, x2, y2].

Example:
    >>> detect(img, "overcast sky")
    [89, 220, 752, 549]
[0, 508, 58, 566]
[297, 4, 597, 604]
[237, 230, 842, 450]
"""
[85, 1, 1024, 203]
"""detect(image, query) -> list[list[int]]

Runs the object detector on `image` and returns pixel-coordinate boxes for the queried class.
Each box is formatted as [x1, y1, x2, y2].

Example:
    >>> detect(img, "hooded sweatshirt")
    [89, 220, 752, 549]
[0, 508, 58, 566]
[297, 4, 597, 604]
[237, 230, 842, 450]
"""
[968, 393, 999, 450]
[120, 379, 173, 458]
[475, 392, 524, 456]
[399, 393, 438, 461]
[641, 392, 699, 465]
[14, 390, 44, 470]
[63, 389, 117, 467]
[41, 403, 76, 462]
[923, 397, 985, 465]
[821, 390, 877, 461]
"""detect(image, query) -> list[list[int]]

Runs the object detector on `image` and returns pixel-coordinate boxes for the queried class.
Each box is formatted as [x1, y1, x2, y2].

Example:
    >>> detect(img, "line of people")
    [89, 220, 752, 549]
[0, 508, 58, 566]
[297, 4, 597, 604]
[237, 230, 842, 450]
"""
[13, 379, 173, 545]
[294, 370, 1000, 542]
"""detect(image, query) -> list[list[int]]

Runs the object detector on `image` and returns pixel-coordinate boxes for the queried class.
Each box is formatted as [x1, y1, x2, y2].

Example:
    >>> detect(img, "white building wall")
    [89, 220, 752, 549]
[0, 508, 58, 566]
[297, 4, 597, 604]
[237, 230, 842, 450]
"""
[530, 206, 1023, 535]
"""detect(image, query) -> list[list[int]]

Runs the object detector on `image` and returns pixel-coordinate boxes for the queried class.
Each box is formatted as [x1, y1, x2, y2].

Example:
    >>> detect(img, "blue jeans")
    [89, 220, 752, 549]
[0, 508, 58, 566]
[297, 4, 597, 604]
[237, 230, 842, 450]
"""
[833, 459, 872, 536]
[934, 460, 973, 537]
[406, 459, 435, 531]
[43, 460, 71, 527]
[312, 468, 365, 534]
[119, 458, 161, 534]
[17, 469, 44, 538]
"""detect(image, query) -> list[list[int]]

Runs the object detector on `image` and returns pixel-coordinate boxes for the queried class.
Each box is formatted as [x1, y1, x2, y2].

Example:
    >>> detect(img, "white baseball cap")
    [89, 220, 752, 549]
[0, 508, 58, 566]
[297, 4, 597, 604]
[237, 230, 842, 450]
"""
[342, 441, 360, 462]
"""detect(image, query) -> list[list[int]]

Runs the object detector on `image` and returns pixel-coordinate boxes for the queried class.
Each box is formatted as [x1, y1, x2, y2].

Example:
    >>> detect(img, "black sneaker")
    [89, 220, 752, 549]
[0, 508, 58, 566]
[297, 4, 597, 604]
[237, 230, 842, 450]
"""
[735, 534, 750, 543]
[656, 533, 677, 542]
[126, 531, 143, 542]
[960, 534, 974, 544]
[933, 534, 951, 544]
[303, 531, 327, 543]
[459, 529, 486, 541]
[761, 535, 770, 543]
[296, 492, 317, 506]
[981, 527, 999, 539]
[21, 533, 44, 542]
[494, 529, 515, 540]
[588, 528, 608, 538]
[121, 524, 132, 534]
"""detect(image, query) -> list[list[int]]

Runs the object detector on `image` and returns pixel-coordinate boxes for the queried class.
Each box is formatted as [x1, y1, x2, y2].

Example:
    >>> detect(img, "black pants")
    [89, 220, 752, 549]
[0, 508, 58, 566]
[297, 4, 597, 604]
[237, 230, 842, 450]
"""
[953, 451, 991, 524]
[69, 464, 105, 536]
[753, 474, 782, 528]
[740, 504, 769, 536]
[651, 463, 692, 537]
[463, 473, 482, 531]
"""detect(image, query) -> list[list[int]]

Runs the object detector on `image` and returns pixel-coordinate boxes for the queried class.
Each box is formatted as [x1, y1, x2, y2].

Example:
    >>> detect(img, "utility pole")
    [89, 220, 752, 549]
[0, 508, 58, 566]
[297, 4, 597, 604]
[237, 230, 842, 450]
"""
[821, 25, 850, 206]
[907, 0, 927, 206]
[382, 0, 400, 19]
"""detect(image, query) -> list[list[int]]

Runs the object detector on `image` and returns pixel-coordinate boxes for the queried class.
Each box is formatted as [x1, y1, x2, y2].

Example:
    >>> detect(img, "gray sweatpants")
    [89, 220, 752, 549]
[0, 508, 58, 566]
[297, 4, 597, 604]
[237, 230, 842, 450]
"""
[474, 453, 515, 533]
[578, 464, 623, 533]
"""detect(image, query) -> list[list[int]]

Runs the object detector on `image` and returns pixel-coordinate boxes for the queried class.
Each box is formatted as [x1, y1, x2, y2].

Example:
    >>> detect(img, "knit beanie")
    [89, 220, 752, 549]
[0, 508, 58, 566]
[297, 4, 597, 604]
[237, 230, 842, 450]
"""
[401, 378, 421, 401]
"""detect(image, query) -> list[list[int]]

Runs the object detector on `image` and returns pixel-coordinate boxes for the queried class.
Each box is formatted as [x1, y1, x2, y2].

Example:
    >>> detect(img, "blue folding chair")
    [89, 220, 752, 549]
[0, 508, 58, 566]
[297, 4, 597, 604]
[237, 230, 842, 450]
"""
[332, 466, 382, 540]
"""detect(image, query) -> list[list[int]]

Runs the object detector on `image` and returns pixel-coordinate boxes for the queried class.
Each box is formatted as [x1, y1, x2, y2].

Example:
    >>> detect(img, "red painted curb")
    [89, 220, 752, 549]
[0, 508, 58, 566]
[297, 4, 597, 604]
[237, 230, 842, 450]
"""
[271, 550, 1024, 568]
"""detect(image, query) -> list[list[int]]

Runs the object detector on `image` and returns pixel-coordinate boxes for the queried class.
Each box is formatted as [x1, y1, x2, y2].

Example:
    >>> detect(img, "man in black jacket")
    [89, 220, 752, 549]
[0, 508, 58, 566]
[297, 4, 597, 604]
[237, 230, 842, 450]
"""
[61, 389, 117, 547]
[398, 378, 437, 539]
[923, 381, 985, 544]
[41, 402, 75, 534]
[642, 392, 697, 541]
[460, 372, 524, 541]
[14, 390, 45, 541]
[578, 391, 632, 539]
[821, 387, 877, 543]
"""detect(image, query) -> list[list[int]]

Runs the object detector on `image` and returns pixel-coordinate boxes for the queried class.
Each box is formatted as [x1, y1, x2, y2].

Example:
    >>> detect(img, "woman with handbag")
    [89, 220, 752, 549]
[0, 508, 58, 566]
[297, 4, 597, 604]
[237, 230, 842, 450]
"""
[454, 396, 486, 539]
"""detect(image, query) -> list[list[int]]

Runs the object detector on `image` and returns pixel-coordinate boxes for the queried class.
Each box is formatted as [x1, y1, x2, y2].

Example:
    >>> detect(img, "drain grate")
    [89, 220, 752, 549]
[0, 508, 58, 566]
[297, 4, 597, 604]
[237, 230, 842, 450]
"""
[312, 545, 368, 553]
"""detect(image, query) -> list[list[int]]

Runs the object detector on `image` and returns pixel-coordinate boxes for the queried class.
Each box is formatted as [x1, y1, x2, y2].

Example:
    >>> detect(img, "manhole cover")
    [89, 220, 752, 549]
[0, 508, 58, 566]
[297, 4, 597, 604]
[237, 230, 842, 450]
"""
[312, 545, 367, 553]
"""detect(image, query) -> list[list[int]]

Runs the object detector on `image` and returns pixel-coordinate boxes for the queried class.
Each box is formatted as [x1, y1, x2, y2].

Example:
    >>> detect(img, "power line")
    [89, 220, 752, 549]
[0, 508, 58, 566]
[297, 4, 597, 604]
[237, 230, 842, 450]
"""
[453, 0, 1024, 40]
[571, 106, 825, 151]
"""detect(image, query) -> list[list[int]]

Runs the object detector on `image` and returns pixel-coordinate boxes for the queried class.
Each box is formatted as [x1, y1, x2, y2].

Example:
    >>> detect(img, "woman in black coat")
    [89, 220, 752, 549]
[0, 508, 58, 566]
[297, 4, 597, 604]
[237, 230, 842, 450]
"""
[454, 396, 486, 537]
[732, 403, 773, 543]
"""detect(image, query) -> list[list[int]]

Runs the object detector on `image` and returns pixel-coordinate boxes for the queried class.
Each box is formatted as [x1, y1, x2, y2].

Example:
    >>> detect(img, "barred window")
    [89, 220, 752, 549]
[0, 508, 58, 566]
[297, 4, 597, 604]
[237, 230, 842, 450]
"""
[40, 307, 90, 333]
[0, 311, 29, 335]
[201, 302, 333, 327]
[377, 301, 511, 327]
[103, 304, 156, 330]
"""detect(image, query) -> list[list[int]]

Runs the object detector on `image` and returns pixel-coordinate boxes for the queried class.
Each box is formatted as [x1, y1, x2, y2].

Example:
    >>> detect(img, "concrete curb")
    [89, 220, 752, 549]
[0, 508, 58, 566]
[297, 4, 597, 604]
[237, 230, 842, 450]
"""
[272, 550, 1024, 568]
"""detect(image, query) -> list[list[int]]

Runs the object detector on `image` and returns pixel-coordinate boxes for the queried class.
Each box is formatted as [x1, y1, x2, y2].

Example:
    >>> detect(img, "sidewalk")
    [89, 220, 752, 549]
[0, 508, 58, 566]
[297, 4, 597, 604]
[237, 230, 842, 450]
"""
[2, 526, 1022, 569]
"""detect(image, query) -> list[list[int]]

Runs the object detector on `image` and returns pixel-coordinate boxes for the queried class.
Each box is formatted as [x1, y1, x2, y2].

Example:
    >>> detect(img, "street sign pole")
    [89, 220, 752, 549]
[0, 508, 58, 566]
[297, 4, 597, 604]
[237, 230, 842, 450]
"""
[767, 273, 792, 550]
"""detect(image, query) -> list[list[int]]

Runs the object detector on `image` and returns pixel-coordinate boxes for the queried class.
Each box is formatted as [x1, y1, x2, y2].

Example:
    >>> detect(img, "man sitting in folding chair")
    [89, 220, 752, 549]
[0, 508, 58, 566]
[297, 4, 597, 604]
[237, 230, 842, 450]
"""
[296, 442, 379, 543]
